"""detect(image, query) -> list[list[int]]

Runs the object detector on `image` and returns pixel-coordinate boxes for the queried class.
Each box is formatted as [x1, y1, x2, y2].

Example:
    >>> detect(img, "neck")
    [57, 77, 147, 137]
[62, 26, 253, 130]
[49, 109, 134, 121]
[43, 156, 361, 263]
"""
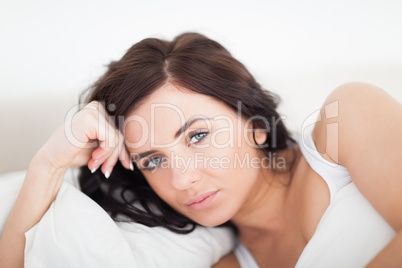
[231, 168, 292, 237]
[231, 147, 302, 241]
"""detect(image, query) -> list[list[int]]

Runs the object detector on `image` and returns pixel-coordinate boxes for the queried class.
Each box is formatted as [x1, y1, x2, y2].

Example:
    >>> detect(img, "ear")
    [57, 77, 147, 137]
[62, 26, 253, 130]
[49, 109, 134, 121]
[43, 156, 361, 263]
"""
[254, 129, 267, 146]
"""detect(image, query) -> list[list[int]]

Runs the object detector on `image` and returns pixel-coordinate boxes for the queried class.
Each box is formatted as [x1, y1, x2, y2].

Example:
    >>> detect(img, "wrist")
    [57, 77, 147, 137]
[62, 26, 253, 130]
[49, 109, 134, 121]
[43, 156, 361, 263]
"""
[22, 151, 67, 211]
[29, 146, 68, 180]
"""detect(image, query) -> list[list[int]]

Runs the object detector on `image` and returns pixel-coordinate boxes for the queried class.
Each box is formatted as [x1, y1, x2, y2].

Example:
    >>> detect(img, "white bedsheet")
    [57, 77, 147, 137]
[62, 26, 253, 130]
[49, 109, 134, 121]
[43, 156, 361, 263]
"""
[0, 170, 235, 268]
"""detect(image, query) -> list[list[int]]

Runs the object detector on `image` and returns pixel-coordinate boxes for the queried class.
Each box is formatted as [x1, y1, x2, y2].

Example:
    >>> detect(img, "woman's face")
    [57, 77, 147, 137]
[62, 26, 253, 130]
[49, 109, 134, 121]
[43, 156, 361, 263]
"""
[124, 83, 268, 227]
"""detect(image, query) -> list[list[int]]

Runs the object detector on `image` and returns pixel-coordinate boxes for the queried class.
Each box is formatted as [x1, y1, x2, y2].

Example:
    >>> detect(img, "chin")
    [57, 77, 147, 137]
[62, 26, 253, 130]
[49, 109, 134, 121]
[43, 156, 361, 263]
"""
[192, 214, 232, 228]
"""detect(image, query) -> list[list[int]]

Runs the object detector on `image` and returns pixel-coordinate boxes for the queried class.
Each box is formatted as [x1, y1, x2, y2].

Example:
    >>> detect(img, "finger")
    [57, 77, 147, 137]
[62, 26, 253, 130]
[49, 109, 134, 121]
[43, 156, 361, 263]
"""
[87, 157, 100, 173]
[90, 100, 109, 120]
[120, 146, 132, 171]
[98, 130, 132, 176]
[89, 142, 117, 172]
[86, 100, 108, 118]
[91, 146, 109, 161]
[89, 118, 119, 160]
[83, 101, 122, 175]
[80, 102, 115, 144]
[118, 135, 132, 170]
[101, 130, 131, 173]
[87, 125, 118, 173]
[101, 142, 121, 178]
[88, 100, 117, 130]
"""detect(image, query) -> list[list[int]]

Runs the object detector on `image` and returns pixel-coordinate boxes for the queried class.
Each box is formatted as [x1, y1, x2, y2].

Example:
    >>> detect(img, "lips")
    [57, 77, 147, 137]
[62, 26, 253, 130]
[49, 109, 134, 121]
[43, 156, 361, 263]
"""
[185, 190, 219, 210]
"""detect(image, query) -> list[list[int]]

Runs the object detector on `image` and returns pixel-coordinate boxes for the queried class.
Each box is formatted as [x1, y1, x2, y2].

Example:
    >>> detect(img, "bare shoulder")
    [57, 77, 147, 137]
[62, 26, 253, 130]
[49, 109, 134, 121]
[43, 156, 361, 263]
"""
[312, 82, 402, 230]
[312, 82, 402, 166]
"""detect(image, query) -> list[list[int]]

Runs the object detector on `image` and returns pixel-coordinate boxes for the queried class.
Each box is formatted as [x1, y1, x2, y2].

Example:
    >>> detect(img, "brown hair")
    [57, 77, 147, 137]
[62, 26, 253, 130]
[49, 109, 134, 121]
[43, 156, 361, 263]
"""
[79, 32, 295, 233]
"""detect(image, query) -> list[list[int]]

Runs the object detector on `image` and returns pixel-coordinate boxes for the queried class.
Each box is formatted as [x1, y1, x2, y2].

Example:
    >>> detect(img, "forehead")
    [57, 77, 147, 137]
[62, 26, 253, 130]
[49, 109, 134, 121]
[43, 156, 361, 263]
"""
[124, 83, 235, 147]
[135, 83, 228, 116]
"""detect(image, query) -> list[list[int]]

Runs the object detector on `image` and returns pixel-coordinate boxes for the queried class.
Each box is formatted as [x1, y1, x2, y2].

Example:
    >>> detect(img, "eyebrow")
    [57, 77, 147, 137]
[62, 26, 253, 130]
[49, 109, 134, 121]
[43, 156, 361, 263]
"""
[174, 116, 212, 138]
[134, 117, 212, 160]
[132, 150, 158, 161]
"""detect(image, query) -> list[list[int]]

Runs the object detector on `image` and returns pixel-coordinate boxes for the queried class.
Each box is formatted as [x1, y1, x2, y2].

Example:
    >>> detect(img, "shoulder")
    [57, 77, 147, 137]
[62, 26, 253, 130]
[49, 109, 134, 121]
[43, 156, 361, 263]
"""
[312, 82, 402, 229]
[312, 82, 402, 166]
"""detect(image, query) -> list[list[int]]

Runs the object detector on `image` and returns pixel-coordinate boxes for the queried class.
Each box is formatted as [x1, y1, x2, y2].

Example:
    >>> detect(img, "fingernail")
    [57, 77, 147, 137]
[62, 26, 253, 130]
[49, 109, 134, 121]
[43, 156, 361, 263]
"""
[91, 167, 97, 173]
[105, 170, 110, 179]
[94, 159, 99, 163]
[130, 162, 134, 171]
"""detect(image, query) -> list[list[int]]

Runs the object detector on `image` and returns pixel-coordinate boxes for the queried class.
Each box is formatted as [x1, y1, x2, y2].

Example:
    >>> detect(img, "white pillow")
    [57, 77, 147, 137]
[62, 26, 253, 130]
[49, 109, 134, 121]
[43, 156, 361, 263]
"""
[0, 169, 235, 267]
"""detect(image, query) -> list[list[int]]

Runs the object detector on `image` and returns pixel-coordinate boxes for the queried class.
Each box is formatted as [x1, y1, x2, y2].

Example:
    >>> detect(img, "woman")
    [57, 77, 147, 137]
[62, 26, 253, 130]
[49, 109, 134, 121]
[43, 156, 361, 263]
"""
[0, 32, 401, 267]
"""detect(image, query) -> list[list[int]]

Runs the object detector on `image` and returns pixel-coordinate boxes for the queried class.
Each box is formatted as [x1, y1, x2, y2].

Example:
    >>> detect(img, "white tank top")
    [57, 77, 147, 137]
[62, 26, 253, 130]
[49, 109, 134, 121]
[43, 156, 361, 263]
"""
[234, 130, 395, 268]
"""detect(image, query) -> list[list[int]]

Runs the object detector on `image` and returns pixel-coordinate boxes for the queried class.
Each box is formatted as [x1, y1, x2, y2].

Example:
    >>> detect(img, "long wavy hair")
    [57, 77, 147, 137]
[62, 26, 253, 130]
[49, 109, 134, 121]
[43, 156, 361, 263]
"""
[79, 32, 296, 234]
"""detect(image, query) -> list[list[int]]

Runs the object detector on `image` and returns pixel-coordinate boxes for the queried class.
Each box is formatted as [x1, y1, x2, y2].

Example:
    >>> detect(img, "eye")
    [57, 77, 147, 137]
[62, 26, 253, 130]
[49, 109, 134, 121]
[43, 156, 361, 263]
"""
[188, 131, 208, 144]
[141, 156, 164, 171]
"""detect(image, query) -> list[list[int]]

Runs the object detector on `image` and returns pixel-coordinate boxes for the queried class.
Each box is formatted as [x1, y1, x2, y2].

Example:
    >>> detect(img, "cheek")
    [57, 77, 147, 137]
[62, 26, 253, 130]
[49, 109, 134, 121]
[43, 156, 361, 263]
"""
[145, 172, 182, 208]
[210, 130, 232, 148]
[145, 175, 171, 199]
[199, 145, 261, 197]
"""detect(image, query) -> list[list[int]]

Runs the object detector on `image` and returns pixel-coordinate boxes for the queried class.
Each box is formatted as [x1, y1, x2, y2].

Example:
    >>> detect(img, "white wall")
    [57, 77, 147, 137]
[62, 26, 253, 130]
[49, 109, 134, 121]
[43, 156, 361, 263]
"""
[1, 0, 402, 173]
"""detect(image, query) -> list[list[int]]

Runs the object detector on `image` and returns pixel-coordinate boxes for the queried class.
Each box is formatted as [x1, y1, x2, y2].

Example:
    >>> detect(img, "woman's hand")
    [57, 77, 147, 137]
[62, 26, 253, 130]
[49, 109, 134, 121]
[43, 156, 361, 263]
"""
[38, 100, 132, 177]
[0, 101, 132, 267]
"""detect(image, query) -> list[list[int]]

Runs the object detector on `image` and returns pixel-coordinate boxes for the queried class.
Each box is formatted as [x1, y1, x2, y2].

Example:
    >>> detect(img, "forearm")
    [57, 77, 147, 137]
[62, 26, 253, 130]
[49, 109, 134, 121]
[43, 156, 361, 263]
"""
[0, 149, 66, 267]
[0, 101, 131, 267]
[366, 230, 402, 267]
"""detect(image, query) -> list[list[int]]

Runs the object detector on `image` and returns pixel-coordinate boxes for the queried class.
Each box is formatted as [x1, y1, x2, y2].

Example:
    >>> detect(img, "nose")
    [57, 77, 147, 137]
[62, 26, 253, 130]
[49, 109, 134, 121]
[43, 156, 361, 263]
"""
[171, 161, 202, 191]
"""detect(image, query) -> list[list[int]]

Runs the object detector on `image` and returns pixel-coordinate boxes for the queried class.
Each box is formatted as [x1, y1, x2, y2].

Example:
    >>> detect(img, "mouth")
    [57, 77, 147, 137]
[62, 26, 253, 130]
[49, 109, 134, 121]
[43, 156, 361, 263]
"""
[185, 190, 220, 210]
